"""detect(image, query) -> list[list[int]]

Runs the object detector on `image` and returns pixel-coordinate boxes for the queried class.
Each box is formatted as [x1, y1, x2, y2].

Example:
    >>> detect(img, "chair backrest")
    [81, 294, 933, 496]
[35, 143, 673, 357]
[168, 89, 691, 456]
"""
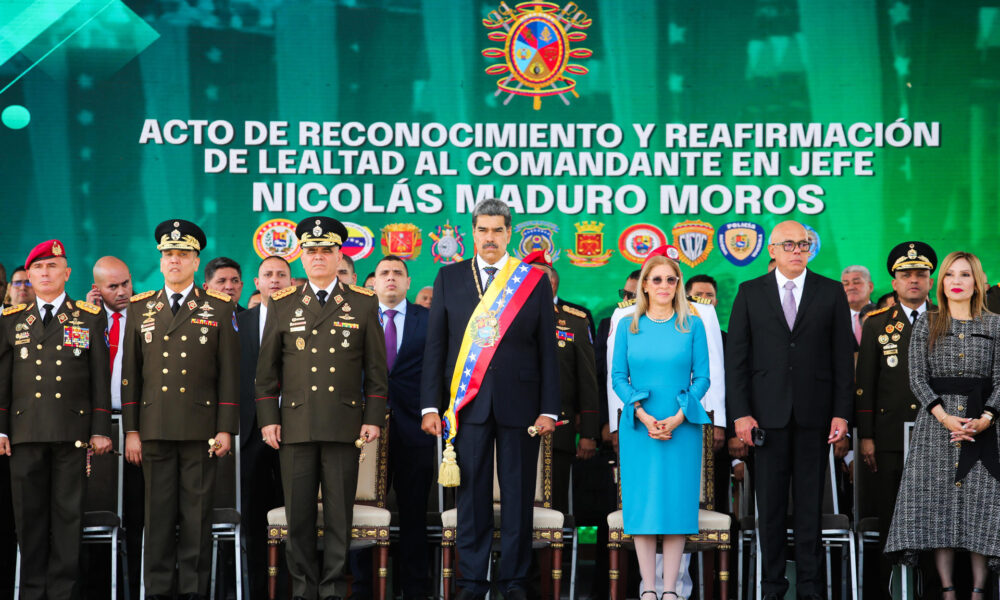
[491, 432, 553, 508]
[355, 412, 390, 508]
[83, 414, 123, 514]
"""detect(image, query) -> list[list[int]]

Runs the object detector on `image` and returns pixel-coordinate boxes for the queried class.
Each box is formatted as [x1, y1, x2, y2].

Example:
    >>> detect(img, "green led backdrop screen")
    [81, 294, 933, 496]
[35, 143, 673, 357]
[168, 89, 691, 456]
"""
[1, 0, 997, 325]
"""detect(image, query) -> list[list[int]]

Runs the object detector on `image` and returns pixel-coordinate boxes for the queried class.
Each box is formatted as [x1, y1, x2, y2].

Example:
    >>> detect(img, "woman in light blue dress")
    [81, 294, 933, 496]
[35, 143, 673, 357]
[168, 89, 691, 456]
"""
[612, 254, 711, 599]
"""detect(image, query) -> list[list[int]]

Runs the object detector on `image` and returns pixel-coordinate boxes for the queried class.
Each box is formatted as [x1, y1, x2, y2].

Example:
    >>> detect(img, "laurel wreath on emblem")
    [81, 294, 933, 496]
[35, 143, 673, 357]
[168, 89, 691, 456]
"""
[481, 2, 593, 110]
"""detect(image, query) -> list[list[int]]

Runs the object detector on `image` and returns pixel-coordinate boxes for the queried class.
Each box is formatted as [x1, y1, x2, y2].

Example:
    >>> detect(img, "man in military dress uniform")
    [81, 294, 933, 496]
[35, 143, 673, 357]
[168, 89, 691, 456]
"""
[256, 216, 388, 600]
[122, 219, 240, 600]
[0, 240, 112, 600]
[855, 241, 937, 598]
[522, 250, 599, 512]
[986, 280, 1000, 313]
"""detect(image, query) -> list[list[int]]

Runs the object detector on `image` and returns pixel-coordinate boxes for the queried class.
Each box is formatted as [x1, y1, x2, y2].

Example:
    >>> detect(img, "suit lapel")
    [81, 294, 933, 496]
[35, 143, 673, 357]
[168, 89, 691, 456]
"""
[248, 306, 261, 355]
[793, 271, 820, 331]
[762, 271, 790, 333]
[24, 304, 45, 342]
[463, 258, 483, 306]
[393, 303, 419, 372]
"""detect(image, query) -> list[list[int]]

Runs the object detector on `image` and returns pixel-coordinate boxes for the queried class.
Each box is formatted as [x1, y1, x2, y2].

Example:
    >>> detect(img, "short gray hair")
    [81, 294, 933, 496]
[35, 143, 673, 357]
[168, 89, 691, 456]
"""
[472, 199, 511, 228]
[841, 265, 872, 283]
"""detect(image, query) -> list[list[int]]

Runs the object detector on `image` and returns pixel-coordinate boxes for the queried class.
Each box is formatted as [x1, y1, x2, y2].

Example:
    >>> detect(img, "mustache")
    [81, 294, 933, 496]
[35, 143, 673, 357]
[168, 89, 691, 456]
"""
[481, 243, 499, 249]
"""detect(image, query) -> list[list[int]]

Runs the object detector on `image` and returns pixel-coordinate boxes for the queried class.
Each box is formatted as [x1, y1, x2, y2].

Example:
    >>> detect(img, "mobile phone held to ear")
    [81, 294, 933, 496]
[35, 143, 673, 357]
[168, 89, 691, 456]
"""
[751, 427, 766, 447]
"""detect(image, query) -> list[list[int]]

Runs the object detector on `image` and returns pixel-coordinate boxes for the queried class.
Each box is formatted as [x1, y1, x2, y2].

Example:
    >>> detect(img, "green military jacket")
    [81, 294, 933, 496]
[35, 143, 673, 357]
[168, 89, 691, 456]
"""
[855, 304, 935, 452]
[255, 281, 389, 444]
[553, 303, 599, 453]
[0, 297, 111, 443]
[121, 287, 240, 440]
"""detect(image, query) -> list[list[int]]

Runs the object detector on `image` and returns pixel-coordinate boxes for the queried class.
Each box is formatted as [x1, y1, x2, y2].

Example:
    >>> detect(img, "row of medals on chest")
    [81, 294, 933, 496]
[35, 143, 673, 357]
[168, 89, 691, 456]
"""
[15, 309, 89, 359]
[879, 320, 906, 368]
[291, 302, 356, 351]
[141, 299, 215, 345]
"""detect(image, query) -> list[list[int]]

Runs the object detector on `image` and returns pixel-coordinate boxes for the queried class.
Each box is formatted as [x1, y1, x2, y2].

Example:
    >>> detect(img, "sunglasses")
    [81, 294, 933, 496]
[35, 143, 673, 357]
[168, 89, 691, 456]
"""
[618, 289, 636, 300]
[771, 240, 811, 252]
[646, 275, 679, 286]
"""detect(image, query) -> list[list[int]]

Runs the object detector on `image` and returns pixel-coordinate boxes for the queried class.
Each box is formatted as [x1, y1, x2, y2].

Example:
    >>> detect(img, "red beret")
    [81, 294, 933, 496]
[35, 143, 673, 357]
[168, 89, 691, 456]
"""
[643, 245, 681, 266]
[25, 239, 66, 269]
[522, 250, 553, 267]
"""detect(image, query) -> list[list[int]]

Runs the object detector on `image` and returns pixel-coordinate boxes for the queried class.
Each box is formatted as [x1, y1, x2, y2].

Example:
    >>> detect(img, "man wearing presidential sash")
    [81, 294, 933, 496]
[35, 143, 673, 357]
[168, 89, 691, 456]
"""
[421, 199, 560, 600]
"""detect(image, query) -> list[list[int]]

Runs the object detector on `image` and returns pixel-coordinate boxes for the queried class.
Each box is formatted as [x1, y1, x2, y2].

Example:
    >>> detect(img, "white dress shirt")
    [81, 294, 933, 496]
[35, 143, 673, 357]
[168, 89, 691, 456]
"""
[309, 279, 338, 301]
[258, 304, 268, 345]
[379, 300, 407, 354]
[164, 282, 195, 307]
[105, 305, 126, 410]
[36, 292, 67, 318]
[903, 301, 927, 324]
[774, 268, 807, 309]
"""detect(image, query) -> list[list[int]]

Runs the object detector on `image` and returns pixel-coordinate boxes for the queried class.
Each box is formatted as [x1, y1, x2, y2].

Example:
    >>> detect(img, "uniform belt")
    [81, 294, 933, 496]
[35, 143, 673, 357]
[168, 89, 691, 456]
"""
[929, 376, 999, 483]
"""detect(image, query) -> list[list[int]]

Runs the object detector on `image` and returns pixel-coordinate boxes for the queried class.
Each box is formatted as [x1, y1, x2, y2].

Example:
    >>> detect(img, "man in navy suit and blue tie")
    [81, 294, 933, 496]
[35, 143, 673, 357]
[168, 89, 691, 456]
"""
[421, 199, 561, 600]
[371, 255, 434, 600]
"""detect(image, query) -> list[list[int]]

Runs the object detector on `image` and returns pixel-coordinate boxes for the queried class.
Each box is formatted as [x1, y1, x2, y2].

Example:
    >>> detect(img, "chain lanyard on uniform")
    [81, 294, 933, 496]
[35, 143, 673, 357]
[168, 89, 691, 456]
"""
[471, 258, 485, 300]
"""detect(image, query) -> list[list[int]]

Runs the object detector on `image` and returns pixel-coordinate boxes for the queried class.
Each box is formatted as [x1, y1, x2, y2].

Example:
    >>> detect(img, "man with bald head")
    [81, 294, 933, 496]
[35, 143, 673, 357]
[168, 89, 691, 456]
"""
[725, 221, 854, 600]
[87, 256, 143, 600]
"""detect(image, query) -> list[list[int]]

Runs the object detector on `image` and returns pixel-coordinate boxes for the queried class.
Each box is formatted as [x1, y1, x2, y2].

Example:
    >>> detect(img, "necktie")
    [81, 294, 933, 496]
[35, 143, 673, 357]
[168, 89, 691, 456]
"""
[483, 266, 498, 291]
[316, 290, 328, 306]
[911, 309, 919, 324]
[42, 304, 54, 326]
[853, 313, 862, 344]
[383, 309, 398, 371]
[781, 281, 797, 330]
[109, 312, 122, 371]
[170, 293, 183, 315]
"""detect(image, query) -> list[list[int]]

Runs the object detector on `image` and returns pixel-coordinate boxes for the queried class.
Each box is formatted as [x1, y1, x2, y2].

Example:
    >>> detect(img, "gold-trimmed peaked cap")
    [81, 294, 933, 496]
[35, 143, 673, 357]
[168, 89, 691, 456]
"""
[155, 219, 206, 253]
[887, 241, 937, 276]
[296, 216, 348, 248]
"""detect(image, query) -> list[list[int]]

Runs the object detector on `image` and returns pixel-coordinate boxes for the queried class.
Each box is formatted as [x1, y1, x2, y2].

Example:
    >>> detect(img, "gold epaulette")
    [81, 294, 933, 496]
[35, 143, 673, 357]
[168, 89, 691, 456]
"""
[130, 290, 156, 303]
[271, 285, 298, 302]
[350, 284, 375, 296]
[687, 302, 700, 317]
[2, 304, 26, 316]
[206, 289, 232, 303]
[617, 298, 635, 309]
[562, 305, 586, 319]
[867, 305, 891, 318]
[690, 295, 713, 305]
[75, 300, 101, 314]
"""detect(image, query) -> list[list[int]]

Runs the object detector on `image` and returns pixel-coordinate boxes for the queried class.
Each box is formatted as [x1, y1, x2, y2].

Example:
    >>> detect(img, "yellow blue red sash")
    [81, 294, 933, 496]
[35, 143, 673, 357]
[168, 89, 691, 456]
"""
[438, 259, 543, 486]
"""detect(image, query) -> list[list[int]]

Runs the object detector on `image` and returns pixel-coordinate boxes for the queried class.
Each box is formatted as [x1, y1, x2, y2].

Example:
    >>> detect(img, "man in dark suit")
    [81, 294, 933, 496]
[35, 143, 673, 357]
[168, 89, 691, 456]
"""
[726, 220, 854, 600]
[986, 281, 1000, 313]
[369, 254, 434, 600]
[238, 255, 291, 600]
[0, 240, 113, 600]
[420, 199, 560, 600]
[856, 241, 937, 599]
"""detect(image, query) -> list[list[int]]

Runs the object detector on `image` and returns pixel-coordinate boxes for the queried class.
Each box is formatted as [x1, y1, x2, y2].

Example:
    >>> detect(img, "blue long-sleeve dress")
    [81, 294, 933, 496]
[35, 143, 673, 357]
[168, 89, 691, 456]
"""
[613, 313, 711, 534]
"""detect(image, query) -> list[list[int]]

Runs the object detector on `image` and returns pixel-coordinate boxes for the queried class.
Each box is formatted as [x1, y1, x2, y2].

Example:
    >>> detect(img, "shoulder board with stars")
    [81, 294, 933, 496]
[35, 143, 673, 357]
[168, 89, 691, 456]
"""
[2, 304, 26, 316]
[271, 285, 298, 302]
[206, 289, 232, 303]
[350, 284, 376, 297]
[867, 305, 891, 318]
[617, 298, 635, 309]
[75, 300, 101, 315]
[687, 302, 700, 317]
[130, 290, 156, 303]
[562, 305, 587, 320]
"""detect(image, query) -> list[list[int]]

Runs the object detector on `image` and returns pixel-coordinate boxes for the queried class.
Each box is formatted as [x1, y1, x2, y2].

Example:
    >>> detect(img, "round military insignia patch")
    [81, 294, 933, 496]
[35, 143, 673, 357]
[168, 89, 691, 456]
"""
[514, 221, 560, 262]
[878, 334, 889, 344]
[717, 222, 765, 267]
[885, 325, 895, 334]
[892, 333, 901, 342]
[618, 224, 667, 264]
[887, 355, 899, 367]
[253, 219, 302, 262]
[803, 224, 821, 261]
[341, 221, 375, 260]
[430, 221, 465, 264]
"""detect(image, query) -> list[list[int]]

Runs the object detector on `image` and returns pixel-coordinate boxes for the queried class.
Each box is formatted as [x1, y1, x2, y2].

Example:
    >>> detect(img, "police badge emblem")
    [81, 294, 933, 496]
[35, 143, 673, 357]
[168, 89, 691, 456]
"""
[514, 221, 560, 262]
[566, 221, 613, 267]
[481, 2, 593, 110]
[430, 221, 465, 264]
[672, 220, 715, 267]
[717, 222, 765, 267]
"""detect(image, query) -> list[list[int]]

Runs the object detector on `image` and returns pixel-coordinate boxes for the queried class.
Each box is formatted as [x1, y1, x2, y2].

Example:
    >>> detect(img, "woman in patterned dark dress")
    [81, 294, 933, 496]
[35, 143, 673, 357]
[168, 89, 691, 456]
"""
[886, 251, 1000, 599]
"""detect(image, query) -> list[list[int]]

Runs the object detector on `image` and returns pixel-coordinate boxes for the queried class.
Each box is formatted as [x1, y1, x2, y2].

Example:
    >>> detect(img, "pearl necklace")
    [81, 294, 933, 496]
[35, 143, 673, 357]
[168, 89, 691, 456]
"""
[647, 312, 673, 323]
